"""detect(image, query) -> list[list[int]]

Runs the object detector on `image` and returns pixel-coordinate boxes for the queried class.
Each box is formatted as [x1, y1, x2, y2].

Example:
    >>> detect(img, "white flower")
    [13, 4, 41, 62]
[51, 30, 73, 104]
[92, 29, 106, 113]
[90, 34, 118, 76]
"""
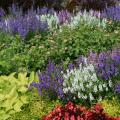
[105, 87, 108, 91]
[89, 93, 94, 101]
[102, 83, 107, 88]
[98, 84, 103, 91]
[108, 80, 112, 88]
[98, 96, 102, 101]
[94, 85, 98, 93]
[89, 82, 93, 87]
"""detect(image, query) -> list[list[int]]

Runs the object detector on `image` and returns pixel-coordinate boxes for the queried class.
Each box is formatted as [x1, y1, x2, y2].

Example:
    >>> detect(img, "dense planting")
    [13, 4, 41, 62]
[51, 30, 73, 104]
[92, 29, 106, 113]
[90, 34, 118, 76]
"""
[0, 72, 37, 120]
[0, 3, 120, 120]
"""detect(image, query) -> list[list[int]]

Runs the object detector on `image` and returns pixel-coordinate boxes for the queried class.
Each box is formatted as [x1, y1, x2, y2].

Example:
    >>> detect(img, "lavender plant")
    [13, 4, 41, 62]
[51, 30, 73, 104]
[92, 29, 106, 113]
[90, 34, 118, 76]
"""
[63, 57, 112, 102]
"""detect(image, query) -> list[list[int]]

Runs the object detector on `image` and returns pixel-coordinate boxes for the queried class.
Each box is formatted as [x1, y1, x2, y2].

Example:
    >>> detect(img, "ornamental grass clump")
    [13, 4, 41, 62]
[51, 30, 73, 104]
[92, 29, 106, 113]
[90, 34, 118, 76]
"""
[63, 57, 112, 102]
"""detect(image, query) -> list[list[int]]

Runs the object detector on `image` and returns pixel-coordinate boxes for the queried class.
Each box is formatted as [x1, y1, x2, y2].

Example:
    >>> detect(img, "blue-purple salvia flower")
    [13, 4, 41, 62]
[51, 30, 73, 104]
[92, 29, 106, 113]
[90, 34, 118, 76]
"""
[29, 61, 64, 99]
[101, 5, 120, 21]
[87, 50, 120, 80]
[115, 84, 120, 93]
[0, 10, 48, 38]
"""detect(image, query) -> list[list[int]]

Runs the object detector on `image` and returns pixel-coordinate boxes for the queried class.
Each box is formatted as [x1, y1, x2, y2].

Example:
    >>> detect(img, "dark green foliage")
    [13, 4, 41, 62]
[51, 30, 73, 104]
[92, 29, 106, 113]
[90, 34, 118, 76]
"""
[1, 24, 120, 75]
[106, 21, 120, 32]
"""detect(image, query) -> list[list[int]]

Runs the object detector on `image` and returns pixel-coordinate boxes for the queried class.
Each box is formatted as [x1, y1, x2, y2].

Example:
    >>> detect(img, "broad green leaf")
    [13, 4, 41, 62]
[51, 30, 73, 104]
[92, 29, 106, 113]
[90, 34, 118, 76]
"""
[13, 100, 23, 112]
[20, 96, 28, 104]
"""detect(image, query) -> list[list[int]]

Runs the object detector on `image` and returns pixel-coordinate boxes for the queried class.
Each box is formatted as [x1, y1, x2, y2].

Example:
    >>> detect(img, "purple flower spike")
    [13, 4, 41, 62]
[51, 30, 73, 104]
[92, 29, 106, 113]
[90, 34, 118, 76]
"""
[115, 84, 120, 93]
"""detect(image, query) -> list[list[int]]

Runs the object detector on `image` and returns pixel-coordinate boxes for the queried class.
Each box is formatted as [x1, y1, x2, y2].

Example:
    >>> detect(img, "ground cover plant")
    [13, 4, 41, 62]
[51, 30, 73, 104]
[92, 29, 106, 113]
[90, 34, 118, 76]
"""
[42, 102, 120, 120]
[0, 72, 37, 120]
[0, 2, 120, 120]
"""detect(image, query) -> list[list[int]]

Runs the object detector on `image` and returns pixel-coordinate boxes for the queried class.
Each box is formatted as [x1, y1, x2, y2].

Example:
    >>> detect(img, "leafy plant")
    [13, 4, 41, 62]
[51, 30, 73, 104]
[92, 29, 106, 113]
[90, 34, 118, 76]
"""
[100, 97, 120, 117]
[42, 101, 120, 120]
[8, 90, 61, 120]
[63, 57, 113, 103]
[29, 61, 64, 100]
[0, 72, 36, 120]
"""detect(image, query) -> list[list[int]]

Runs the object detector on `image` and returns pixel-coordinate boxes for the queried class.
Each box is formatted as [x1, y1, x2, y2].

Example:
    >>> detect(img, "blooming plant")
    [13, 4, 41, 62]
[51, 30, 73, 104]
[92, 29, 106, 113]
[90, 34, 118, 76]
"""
[29, 61, 64, 99]
[69, 10, 107, 29]
[63, 57, 112, 102]
[42, 101, 120, 120]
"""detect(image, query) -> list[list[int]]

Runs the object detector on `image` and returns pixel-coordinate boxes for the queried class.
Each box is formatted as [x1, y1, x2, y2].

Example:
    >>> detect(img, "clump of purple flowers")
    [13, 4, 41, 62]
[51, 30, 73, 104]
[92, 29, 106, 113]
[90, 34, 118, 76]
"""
[88, 49, 120, 80]
[115, 84, 120, 93]
[0, 9, 48, 38]
[30, 61, 64, 99]
[101, 5, 120, 21]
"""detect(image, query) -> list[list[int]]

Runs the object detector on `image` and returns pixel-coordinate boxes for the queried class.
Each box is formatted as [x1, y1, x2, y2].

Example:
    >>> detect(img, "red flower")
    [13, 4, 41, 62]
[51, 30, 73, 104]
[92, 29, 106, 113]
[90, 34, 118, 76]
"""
[65, 102, 75, 111]
[42, 102, 120, 120]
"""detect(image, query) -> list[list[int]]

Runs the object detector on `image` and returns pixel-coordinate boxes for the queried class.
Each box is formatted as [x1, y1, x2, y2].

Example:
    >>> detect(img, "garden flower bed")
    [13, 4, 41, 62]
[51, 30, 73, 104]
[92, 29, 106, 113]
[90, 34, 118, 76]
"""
[0, 1, 120, 120]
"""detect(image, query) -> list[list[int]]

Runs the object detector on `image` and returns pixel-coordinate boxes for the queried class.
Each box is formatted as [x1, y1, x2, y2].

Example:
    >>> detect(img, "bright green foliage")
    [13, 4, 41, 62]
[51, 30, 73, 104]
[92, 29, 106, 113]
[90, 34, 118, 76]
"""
[8, 91, 62, 120]
[0, 72, 36, 120]
[100, 97, 120, 117]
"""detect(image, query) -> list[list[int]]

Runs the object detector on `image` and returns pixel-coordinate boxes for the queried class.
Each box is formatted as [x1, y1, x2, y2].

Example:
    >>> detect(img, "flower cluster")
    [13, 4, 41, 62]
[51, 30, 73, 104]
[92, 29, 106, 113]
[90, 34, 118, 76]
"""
[69, 10, 107, 29]
[0, 4, 108, 38]
[63, 57, 112, 102]
[88, 51, 120, 80]
[29, 61, 64, 99]
[101, 5, 120, 21]
[42, 101, 120, 120]
[0, 10, 48, 38]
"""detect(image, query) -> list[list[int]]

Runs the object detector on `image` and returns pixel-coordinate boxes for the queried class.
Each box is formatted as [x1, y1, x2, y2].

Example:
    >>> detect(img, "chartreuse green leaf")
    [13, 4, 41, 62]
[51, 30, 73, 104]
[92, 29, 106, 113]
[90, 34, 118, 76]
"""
[0, 72, 35, 120]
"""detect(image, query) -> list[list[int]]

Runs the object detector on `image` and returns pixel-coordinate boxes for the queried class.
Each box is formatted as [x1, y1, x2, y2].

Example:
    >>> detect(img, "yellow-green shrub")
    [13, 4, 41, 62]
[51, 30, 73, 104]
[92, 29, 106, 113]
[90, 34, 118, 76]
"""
[0, 72, 36, 120]
[100, 97, 120, 117]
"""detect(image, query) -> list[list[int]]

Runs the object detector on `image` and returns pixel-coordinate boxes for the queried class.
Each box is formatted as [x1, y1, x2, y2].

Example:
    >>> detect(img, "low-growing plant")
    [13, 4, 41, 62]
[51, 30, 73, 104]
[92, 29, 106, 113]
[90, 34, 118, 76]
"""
[42, 101, 120, 120]
[29, 61, 64, 100]
[100, 97, 120, 117]
[63, 57, 113, 103]
[8, 90, 61, 120]
[0, 72, 36, 120]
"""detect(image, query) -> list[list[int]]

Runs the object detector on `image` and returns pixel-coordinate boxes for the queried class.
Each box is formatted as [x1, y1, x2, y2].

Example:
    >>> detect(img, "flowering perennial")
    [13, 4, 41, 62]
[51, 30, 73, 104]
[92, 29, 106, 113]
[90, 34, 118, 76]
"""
[63, 58, 112, 102]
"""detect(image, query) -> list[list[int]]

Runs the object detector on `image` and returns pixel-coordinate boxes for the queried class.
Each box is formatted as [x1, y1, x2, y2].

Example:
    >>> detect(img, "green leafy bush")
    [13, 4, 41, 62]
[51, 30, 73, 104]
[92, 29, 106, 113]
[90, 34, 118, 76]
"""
[100, 97, 120, 117]
[1, 24, 120, 75]
[0, 72, 36, 120]
[8, 91, 61, 120]
[0, 32, 28, 75]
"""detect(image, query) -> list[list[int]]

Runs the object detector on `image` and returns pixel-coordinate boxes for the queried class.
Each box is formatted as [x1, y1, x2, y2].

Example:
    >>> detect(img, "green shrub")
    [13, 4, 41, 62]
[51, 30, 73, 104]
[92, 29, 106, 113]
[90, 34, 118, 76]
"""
[100, 97, 120, 117]
[0, 33, 28, 75]
[8, 91, 62, 120]
[0, 72, 36, 120]
[1, 24, 120, 75]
